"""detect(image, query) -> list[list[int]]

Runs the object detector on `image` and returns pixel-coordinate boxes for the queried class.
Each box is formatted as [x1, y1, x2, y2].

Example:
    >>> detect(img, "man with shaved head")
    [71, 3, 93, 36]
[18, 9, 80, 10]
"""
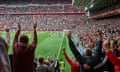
[13, 23, 37, 72]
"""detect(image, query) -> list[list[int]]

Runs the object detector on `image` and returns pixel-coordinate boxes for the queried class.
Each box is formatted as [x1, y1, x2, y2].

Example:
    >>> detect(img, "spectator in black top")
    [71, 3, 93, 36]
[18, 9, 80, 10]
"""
[67, 32, 103, 72]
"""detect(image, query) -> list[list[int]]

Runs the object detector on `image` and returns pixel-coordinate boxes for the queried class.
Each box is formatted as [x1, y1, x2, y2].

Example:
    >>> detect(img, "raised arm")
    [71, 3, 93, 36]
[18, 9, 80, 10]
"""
[67, 32, 84, 64]
[103, 40, 120, 65]
[93, 40, 103, 61]
[93, 56, 108, 69]
[93, 31, 103, 62]
[63, 48, 73, 65]
[13, 23, 21, 48]
[71, 33, 85, 55]
[31, 23, 37, 48]
[106, 51, 120, 65]
[5, 28, 10, 47]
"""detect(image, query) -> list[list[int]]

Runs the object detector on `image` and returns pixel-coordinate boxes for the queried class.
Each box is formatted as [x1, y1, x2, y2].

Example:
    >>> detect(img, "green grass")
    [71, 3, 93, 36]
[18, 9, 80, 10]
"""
[0, 31, 75, 72]
[35, 32, 63, 59]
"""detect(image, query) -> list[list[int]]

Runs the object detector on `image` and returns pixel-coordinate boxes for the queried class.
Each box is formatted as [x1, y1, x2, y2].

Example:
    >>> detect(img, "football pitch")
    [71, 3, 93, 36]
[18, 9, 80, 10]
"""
[1, 31, 75, 72]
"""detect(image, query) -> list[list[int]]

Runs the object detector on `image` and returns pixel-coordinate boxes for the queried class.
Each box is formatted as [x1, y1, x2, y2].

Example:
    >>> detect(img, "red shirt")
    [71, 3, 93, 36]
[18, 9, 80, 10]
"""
[13, 30, 37, 72]
[107, 51, 120, 72]
[43, 61, 50, 66]
[64, 51, 80, 72]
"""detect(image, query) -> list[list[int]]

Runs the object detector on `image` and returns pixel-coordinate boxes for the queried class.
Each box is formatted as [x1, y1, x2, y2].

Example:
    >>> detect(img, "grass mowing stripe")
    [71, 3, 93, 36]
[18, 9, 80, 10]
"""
[37, 32, 50, 44]
[35, 32, 63, 59]
[57, 31, 65, 59]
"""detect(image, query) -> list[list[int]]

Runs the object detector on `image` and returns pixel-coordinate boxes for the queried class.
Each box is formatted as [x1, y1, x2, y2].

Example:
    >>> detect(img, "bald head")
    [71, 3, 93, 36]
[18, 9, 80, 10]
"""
[20, 35, 29, 44]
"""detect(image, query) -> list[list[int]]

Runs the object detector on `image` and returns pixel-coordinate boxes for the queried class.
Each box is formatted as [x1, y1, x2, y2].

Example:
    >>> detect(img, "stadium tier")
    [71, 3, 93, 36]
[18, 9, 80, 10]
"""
[0, 14, 86, 31]
[0, 4, 83, 13]
[0, 0, 73, 5]
[0, 0, 120, 72]
[0, 3, 86, 31]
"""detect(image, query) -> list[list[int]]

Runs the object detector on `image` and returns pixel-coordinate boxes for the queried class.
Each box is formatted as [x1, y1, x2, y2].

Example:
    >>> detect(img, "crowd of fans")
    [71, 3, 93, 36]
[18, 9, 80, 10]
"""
[0, 4, 83, 13]
[74, 18, 120, 35]
[0, 15, 119, 72]
[91, 2, 120, 16]
[0, 14, 85, 31]
[66, 18, 120, 72]
[0, 0, 72, 4]
[0, 2, 119, 72]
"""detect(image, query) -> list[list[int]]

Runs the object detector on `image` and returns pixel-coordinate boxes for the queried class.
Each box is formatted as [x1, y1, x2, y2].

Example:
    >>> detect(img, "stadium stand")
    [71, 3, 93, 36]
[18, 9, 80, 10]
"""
[0, 0, 120, 72]
[0, 1, 86, 31]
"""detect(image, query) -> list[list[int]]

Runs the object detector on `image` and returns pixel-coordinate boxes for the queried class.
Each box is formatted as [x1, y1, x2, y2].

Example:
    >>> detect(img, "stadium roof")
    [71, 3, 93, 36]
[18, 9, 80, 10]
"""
[74, 0, 91, 7]
[74, 0, 120, 9]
